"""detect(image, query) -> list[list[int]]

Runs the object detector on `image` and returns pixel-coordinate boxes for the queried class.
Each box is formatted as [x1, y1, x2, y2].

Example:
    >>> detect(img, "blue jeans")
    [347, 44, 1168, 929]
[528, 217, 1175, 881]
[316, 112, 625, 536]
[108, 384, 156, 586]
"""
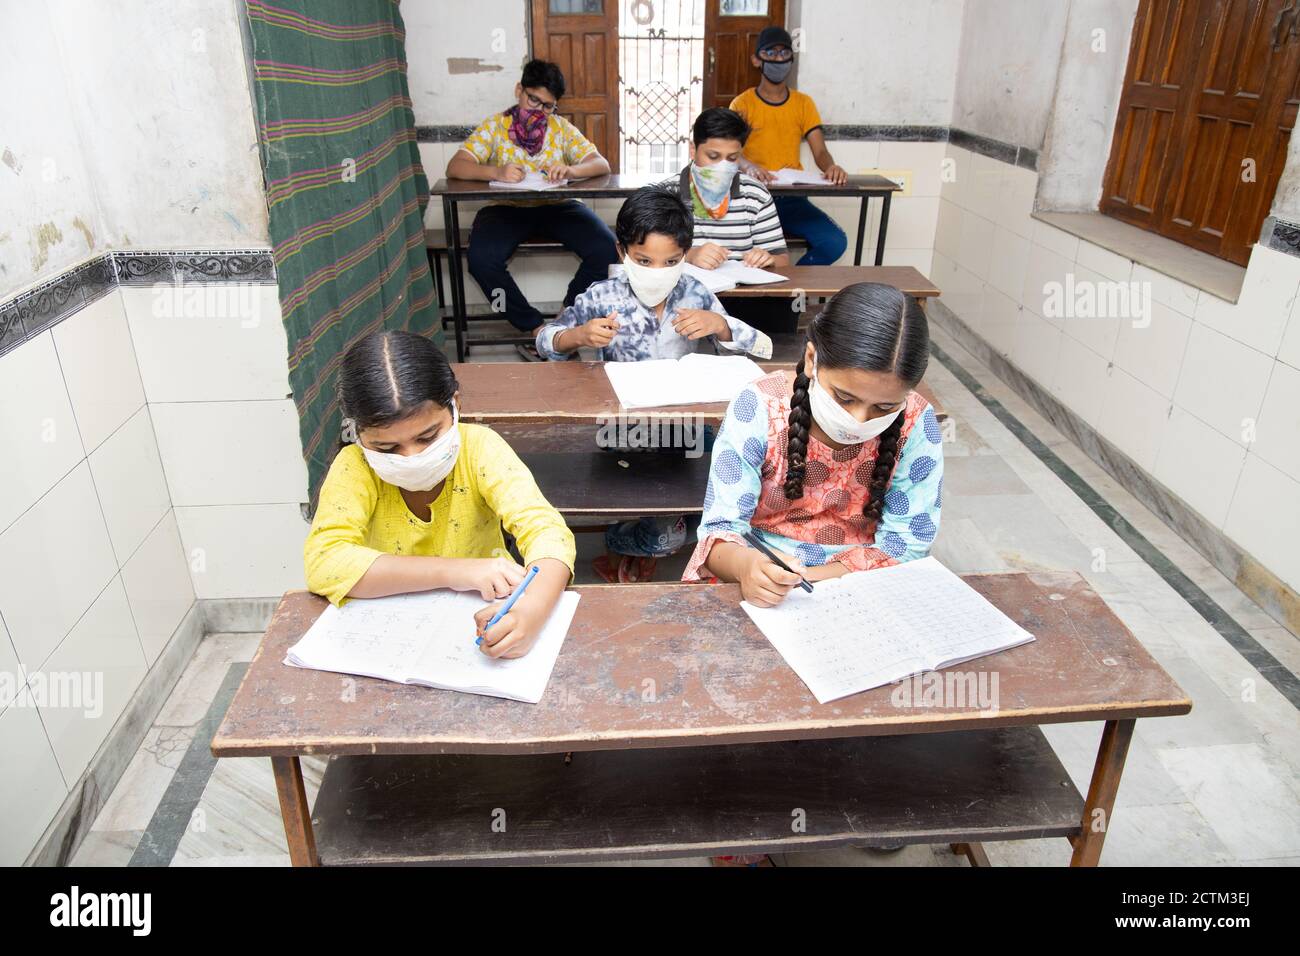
[774, 196, 848, 265]
[466, 200, 618, 331]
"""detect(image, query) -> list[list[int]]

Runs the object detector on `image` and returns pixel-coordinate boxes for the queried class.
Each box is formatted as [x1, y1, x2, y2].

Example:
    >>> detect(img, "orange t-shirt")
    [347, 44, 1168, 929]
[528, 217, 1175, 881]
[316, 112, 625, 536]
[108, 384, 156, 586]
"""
[728, 88, 824, 171]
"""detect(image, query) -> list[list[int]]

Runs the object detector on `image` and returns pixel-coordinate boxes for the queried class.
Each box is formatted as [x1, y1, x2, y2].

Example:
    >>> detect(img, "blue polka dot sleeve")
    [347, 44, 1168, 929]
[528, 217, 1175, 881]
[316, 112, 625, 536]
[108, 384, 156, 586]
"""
[865, 405, 944, 564]
[683, 385, 769, 579]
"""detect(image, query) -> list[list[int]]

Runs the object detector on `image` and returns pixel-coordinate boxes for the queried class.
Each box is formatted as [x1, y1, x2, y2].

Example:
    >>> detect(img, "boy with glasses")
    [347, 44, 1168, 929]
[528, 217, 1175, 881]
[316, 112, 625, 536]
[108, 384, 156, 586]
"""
[728, 27, 849, 267]
[447, 59, 618, 357]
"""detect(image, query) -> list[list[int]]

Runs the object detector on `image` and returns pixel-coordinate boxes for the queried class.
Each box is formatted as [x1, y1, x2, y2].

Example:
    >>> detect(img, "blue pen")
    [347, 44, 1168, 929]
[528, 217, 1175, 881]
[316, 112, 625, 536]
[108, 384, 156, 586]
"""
[477, 565, 540, 645]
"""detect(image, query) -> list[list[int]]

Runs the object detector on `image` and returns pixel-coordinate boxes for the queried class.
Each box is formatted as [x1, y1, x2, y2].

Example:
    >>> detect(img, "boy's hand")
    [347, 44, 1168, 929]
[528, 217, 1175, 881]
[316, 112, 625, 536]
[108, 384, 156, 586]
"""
[824, 163, 848, 185]
[542, 164, 571, 182]
[743, 162, 776, 185]
[444, 557, 527, 601]
[672, 308, 729, 341]
[474, 598, 545, 659]
[687, 243, 728, 270]
[579, 312, 620, 348]
[742, 247, 775, 268]
[496, 163, 526, 183]
[739, 550, 807, 607]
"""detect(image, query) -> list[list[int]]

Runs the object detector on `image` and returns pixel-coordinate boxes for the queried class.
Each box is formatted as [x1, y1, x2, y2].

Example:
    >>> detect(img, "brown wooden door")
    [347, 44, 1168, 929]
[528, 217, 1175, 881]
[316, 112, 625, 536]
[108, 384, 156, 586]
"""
[1101, 0, 1300, 265]
[702, 0, 787, 110]
[531, 0, 621, 171]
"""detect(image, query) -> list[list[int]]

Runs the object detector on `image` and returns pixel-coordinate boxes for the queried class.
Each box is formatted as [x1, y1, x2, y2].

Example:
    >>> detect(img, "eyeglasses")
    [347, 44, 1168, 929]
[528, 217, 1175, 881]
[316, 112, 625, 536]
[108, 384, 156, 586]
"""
[758, 47, 793, 62]
[524, 91, 559, 114]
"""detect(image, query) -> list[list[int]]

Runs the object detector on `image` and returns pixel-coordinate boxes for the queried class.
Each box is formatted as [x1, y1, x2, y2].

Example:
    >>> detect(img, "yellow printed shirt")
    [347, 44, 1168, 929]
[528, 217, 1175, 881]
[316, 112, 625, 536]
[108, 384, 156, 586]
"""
[728, 88, 824, 172]
[304, 423, 576, 606]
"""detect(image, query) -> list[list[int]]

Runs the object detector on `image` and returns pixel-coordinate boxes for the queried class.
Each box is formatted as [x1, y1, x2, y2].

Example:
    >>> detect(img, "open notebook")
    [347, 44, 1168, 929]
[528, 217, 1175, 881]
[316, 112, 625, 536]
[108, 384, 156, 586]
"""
[741, 557, 1036, 704]
[488, 171, 569, 191]
[284, 589, 581, 703]
[604, 352, 765, 408]
[770, 168, 829, 185]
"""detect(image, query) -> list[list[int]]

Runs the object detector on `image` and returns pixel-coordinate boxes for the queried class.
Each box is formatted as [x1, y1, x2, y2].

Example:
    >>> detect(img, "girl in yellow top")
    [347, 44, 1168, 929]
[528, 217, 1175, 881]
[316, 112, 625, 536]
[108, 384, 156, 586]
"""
[303, 330, 575, 659]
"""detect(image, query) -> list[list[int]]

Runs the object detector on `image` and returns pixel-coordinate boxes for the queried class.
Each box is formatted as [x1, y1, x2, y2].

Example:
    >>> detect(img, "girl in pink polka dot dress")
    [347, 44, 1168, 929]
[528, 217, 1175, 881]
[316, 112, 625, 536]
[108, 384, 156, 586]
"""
[683, 281, 942, 607]
[684, 282, 942, 866]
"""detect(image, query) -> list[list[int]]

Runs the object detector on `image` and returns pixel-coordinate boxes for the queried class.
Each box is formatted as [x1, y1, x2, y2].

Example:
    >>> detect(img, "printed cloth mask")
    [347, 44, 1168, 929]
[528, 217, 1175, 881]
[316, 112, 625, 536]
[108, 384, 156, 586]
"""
[689, 160, 737, 219]
[504, 104, 547, 155]
[808, 360, 902, 445]
[359, 404, 462, 492]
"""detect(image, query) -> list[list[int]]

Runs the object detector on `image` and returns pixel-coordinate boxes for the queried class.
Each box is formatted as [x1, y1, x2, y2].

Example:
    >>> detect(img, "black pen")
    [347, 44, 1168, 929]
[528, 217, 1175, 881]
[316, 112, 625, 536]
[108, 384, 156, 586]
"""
[742, 531, 814, 593]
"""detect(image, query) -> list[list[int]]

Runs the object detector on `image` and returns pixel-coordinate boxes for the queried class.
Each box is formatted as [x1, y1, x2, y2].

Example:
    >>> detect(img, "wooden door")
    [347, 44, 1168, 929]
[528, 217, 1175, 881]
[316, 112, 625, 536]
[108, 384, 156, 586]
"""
[702, 0, 787, 110]
[1101, 0, 1300, 265]
[531, 0, 621, 171]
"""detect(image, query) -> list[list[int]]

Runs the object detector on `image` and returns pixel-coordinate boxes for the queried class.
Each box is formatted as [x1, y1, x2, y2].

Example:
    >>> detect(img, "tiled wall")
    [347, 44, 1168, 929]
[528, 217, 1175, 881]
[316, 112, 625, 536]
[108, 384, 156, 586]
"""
[932, 143, 1300, 598]
[417, 138, 945, 306]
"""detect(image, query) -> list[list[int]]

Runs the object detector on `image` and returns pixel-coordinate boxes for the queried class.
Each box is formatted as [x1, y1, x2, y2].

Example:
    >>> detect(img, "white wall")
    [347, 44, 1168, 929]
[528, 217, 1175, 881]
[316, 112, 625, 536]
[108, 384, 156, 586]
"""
[933, 143, 1300, 600]
[950, 0, 1070, 149]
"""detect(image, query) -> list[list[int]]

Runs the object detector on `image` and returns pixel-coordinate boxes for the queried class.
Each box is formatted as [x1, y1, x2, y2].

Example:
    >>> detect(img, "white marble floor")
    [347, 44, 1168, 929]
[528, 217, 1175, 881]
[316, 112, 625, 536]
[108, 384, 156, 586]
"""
[70, 324, 1300, 866]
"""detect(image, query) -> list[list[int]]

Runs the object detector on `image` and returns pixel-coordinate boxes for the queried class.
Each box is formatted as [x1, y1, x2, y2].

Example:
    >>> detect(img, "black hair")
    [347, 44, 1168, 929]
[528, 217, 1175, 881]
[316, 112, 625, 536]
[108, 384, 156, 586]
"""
[784, 283, 929, 524]
[337, 330, 458, 439]
[615, 186, 694, 253]
[692, 107, 750, 147]
[520, 59, 565, 100]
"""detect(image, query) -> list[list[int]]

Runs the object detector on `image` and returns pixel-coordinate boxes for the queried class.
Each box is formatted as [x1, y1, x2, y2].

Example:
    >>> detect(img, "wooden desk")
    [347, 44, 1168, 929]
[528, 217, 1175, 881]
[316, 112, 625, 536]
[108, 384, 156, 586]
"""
[212, 575, 1190, 866]
[430, 174, 901, 360]
[454, 360, 945, 427]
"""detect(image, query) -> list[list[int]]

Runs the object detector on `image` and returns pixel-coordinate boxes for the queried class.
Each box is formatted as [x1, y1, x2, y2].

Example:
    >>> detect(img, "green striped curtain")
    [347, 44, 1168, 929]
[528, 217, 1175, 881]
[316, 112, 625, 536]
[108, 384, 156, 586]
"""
[246, 0, 440, 508]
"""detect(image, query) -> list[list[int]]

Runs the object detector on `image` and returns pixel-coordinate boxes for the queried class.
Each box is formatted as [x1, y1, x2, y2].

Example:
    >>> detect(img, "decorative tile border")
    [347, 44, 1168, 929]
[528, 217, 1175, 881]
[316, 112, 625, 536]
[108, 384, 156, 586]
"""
[1261, 216, 1300, 259]
[0, 249, 277, 360]
[415, 123, 1039, 170]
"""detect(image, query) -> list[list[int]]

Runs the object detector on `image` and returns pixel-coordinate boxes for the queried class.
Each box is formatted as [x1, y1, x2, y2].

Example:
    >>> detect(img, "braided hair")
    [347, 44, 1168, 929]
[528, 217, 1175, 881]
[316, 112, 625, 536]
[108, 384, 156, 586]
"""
[784, 283, 929, 523]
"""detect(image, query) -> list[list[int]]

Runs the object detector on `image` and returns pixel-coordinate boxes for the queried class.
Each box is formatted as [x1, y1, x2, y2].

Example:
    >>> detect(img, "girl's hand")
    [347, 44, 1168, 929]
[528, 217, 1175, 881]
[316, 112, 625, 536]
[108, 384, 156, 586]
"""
[804, 560, 848, 583]
[687, 243, 728, 270]
[579, 311, 620, 348]
[739, 550, 807, 607]
[742, 247, 775, 268]
[672, 308, 729, 341]
[444, 557, 527, 601]
[496, 163, 526, 183]
[473, 598, 545, 658]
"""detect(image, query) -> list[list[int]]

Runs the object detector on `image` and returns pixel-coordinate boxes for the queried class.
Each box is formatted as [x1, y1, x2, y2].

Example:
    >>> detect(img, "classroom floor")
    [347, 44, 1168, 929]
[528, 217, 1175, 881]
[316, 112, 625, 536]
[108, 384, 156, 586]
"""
[70, 320, 1300, 867]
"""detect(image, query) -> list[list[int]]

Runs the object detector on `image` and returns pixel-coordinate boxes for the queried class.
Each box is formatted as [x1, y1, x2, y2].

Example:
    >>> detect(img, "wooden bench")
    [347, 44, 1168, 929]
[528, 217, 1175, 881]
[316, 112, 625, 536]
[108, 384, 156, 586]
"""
[212, 576, 1191, 866]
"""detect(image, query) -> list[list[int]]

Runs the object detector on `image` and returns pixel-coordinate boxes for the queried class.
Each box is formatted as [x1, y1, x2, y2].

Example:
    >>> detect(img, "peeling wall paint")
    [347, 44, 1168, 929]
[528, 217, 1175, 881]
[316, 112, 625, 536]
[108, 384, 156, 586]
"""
[406, 0, 529, 125]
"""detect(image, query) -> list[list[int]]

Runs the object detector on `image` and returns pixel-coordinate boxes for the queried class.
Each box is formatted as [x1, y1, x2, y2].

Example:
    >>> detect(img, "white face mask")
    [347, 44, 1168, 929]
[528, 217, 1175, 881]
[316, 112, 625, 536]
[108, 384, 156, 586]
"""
[807, 359, 903, 445]
[622, 255, 685, 308]
[359, 404, 461, 492]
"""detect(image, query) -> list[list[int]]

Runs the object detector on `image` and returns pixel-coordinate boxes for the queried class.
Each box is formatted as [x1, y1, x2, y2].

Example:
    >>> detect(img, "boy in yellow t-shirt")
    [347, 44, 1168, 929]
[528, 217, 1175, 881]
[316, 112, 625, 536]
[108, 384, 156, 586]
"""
[729, 27, 848, 266]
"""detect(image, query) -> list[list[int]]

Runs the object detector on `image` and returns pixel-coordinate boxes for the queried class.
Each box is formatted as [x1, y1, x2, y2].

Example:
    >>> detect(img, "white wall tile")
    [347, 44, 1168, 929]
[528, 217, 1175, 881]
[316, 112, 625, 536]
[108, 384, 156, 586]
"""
[1278, 290, 1300, 370]
[1011, 309, 1063, 391]
[882, 248, 934, 275]
[0, 464, 117, 672]
[956, 209, 995, 281]
[987, 226, 1029, 301]
[87, 406, 170, 562]
[877, 141, 946, 197]
[0, 695, 68, 865]
[1225, 454, 1300, 593]
[995, 164, 1037, 239]
[1075, 240, 1133, 284]
[1051, 334, 1109, 427]
[1252, 360, 1300, 481]
[1097, 367, 1170, 472]
[0, 614, 23, 689]
[1059, 264, 1122, 360]
[151, 400, 309, 506]
[1133, 263, 1199, 317]
[941, 144, 975, 210]
[1152, 407, 1247, 528]
[50, 290, 145, 454]
[966, 153, 1006, 225]
[879, 195, 939, 249]
[1112, 300, 1193, 400]
[1173, 323, 1271, 447]
[0, 334, 85, 532]
[1030, 218, 1080, 260]
[934, 198, 962, 262]
[122, 285, 292, 402]
[1193, 247, 1299, 358]
[982, 286, 1021, 357]
[175, 503, 308, 599]
[1021, 242, 1073, 323]
[37, 576, 146, 784]
[120, 511, 195, 666]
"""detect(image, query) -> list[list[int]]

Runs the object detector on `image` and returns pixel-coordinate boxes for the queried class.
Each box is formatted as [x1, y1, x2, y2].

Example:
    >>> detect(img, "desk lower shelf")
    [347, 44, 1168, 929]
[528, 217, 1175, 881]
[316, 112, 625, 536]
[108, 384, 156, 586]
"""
[310, 726, 1083, 866]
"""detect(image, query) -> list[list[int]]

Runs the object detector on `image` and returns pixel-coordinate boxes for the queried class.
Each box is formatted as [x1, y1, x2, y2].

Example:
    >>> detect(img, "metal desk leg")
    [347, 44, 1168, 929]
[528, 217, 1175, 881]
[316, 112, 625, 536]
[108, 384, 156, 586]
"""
[875, 191, 892, 266]
[1069, 718, 1136, 866]
[444, 196, 468, 361]
[272, 755, 319, 867]
[853, 195, 868, 266]
[428, 248, 446, 329]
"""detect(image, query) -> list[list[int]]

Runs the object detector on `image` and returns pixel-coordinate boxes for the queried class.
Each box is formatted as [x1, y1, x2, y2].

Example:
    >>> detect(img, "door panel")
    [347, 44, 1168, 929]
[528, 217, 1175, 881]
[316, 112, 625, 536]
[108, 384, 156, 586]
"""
[531, 0, 621, 171]
[702, 0, 787, 110]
